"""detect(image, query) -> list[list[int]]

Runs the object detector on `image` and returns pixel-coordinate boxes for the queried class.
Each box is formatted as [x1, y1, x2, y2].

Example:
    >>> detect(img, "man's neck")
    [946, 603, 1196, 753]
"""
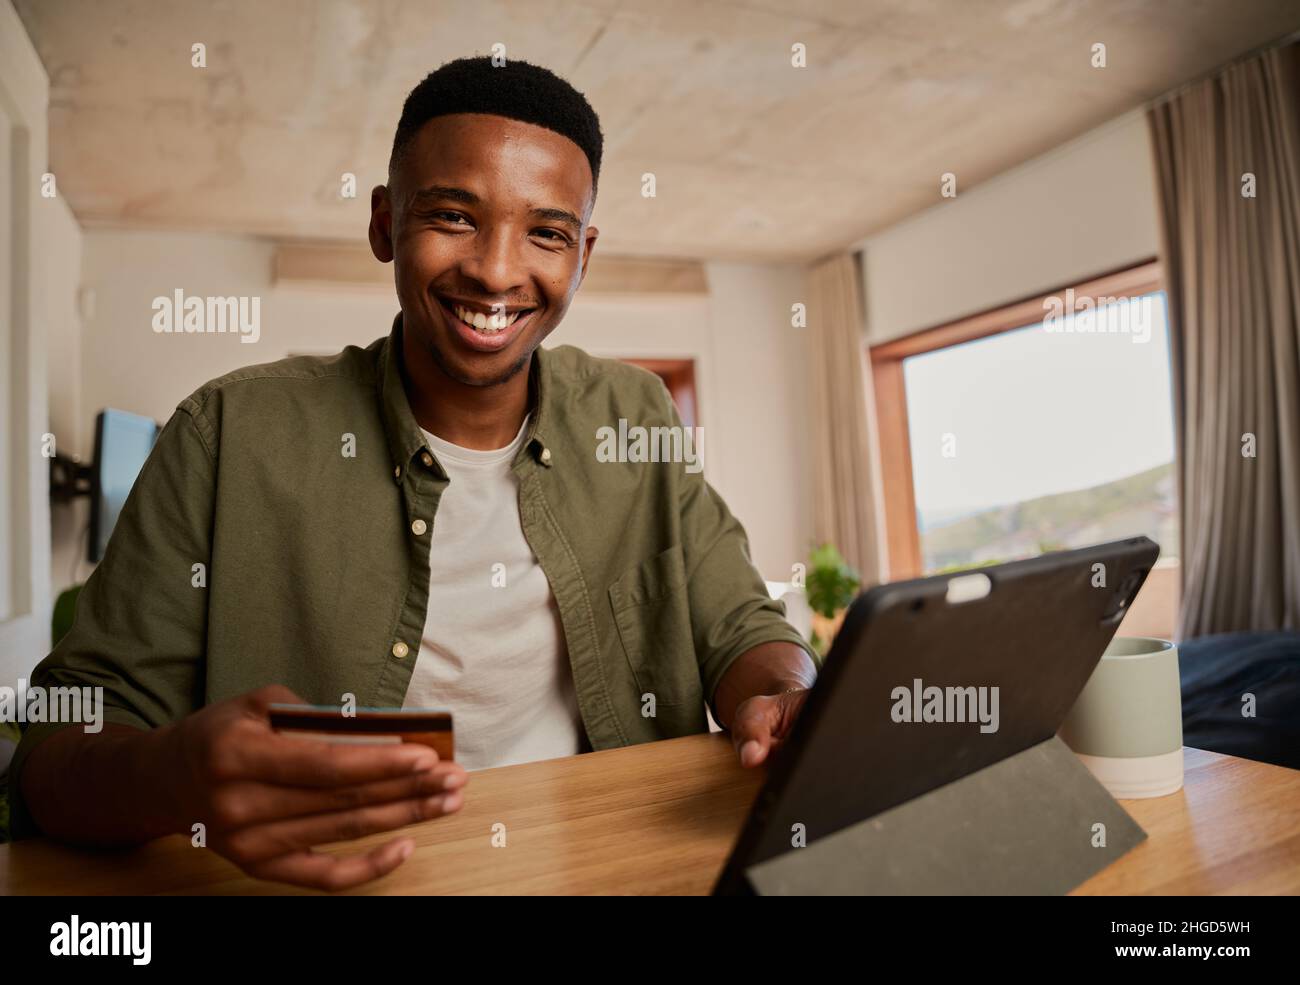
[399, 324, 532, 451]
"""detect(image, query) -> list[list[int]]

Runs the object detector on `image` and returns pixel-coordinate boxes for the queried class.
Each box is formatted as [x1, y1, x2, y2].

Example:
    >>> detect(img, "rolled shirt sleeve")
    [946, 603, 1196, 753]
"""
[8, 404, 215, 837]
[658, 383, 820, 711]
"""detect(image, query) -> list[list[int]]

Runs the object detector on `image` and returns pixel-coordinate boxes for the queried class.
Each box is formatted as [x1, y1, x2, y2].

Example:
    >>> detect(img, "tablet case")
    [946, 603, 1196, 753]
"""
[743, 736, 1145, 895]
[715, 537, 1161, 895]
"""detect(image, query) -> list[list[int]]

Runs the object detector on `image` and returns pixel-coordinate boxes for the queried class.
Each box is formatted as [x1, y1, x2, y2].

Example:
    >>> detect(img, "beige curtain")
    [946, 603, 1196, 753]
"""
[1149, 42, 1300, 637]
[807, 251, 886, 586]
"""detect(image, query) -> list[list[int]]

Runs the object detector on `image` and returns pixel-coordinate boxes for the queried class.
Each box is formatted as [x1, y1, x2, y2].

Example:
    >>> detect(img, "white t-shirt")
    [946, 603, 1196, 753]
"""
[401, 414, 584, 771]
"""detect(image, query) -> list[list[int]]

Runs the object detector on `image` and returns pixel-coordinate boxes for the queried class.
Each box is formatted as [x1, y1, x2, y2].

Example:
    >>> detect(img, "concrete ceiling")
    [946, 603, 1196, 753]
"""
[15, 0, 1300, 262]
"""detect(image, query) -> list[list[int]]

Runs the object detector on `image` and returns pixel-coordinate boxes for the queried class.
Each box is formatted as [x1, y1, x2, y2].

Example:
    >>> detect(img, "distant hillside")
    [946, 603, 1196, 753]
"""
[921, 463, 1177, 572]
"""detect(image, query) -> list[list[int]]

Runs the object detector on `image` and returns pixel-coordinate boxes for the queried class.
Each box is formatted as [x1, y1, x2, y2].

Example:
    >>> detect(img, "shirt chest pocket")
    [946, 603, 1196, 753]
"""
[607, 544, 700, 708]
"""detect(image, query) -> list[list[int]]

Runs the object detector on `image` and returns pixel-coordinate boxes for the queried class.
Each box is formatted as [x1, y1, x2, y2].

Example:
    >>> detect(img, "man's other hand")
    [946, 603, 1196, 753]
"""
[729, 688, 809, 768]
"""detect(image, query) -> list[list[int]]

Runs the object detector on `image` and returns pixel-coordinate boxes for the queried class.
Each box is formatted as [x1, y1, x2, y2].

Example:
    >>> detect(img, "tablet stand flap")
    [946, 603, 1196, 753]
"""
[743, 735, 1147, 895]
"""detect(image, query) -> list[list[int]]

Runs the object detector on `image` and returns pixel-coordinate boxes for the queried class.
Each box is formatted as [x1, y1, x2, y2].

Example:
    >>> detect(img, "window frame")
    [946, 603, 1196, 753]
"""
[867, 259, 1165, 579]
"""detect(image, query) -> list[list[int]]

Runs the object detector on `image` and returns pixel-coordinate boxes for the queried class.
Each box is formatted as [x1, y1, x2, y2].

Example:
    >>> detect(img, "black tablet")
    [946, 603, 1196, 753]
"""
[713, 536, 1161, 895]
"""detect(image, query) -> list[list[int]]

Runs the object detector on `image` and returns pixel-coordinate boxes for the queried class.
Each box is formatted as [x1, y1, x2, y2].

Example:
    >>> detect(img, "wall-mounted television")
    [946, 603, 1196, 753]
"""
[88, 409, 160, 563]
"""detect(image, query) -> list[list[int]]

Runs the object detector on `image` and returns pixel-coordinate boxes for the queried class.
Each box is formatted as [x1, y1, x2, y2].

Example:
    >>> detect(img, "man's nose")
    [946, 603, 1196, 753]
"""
[459, 226, 526, 296]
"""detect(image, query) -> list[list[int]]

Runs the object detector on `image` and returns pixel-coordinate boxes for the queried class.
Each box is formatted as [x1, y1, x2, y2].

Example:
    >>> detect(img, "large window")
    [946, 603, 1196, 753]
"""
[871, 262, 1177, 577]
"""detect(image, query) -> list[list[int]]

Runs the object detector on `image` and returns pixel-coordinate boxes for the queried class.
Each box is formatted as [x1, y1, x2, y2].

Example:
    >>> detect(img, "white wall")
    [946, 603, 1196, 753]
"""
[67, 230, 812, 581]
[705, 262, 812, 581]
[75, 231, 390, 456]
[45, 198, 85, 601]
[46, 199, 84, 455]
[861, 111, 1161, 344]
[1, 0, 54, 684]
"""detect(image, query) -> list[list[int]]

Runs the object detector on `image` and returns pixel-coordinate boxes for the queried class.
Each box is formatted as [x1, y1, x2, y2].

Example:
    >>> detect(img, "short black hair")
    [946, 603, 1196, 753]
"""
[389, 56, 604, 196]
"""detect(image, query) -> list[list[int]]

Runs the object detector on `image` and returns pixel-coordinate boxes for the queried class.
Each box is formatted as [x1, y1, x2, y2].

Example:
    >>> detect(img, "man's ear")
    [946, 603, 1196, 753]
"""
[577, 225, 599, 284]
[369, 185, 395, 263]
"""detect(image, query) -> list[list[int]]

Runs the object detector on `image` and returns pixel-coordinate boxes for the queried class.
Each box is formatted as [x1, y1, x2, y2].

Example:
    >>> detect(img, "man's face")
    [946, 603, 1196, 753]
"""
[370, 113, 599, 387]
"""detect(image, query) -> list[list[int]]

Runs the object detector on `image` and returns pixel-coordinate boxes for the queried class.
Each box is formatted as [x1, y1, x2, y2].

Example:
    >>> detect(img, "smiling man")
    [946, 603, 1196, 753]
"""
[10, 57, 817, 890]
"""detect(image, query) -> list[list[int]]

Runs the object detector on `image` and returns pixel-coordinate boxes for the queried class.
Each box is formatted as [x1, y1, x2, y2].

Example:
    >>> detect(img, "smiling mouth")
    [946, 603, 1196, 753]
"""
[437, 295, 538, 335]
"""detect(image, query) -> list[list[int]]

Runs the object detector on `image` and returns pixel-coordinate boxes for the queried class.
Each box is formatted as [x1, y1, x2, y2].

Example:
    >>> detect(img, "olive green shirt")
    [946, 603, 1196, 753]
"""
[10, 315, 814, 838]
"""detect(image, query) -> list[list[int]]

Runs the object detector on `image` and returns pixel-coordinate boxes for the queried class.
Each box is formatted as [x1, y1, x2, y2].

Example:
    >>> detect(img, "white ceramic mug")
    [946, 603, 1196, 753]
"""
[1059, 636, 1184, 798]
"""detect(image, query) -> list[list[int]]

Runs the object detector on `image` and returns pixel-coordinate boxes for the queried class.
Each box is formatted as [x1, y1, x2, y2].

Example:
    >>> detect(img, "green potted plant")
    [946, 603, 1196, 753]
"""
[805, 543, 860, 656]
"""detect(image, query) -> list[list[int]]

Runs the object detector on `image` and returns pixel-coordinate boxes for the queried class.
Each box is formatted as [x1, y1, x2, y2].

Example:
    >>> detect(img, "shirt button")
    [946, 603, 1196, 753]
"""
[394, 465, 402, 480]
[411, 518, 427, 536]
[391, 641, 409, 659]
[540, 447, 552, 465]
[420, 450, 434, 468]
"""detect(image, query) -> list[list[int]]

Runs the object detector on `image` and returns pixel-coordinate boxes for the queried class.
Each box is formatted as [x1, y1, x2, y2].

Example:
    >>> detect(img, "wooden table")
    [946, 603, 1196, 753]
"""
[1, 733, 1296, 894]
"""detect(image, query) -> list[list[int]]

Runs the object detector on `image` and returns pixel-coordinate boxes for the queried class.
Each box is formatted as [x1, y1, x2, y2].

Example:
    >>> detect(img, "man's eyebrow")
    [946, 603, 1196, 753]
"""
[409, 187, 582, 231]
[410, 185, 480, 206]
[530, 206, 583, 232]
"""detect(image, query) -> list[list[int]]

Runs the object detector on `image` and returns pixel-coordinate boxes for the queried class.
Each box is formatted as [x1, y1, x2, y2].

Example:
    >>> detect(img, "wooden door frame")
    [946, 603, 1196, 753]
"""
[622, 357, 699, 429]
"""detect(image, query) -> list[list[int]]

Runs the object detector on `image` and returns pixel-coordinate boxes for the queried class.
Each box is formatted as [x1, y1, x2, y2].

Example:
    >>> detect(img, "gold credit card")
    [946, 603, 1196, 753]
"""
[268, 704, 454, 762]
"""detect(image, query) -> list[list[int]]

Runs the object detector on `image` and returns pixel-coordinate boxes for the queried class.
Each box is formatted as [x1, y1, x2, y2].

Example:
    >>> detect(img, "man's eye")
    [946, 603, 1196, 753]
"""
[430, 211, 470, 225]
[532, 228, 570, 244]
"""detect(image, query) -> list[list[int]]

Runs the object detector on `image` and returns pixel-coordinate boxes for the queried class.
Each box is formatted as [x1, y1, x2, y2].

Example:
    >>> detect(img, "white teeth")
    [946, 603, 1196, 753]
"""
[453, 303, 526, 334]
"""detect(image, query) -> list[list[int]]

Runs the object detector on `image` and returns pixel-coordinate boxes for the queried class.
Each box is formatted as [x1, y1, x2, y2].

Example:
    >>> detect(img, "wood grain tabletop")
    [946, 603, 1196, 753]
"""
[1, 733, 1295, 894]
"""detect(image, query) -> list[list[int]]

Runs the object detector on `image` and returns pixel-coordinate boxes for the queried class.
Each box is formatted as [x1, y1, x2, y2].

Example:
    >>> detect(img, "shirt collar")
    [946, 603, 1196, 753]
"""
[377, 311, 555, 478]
